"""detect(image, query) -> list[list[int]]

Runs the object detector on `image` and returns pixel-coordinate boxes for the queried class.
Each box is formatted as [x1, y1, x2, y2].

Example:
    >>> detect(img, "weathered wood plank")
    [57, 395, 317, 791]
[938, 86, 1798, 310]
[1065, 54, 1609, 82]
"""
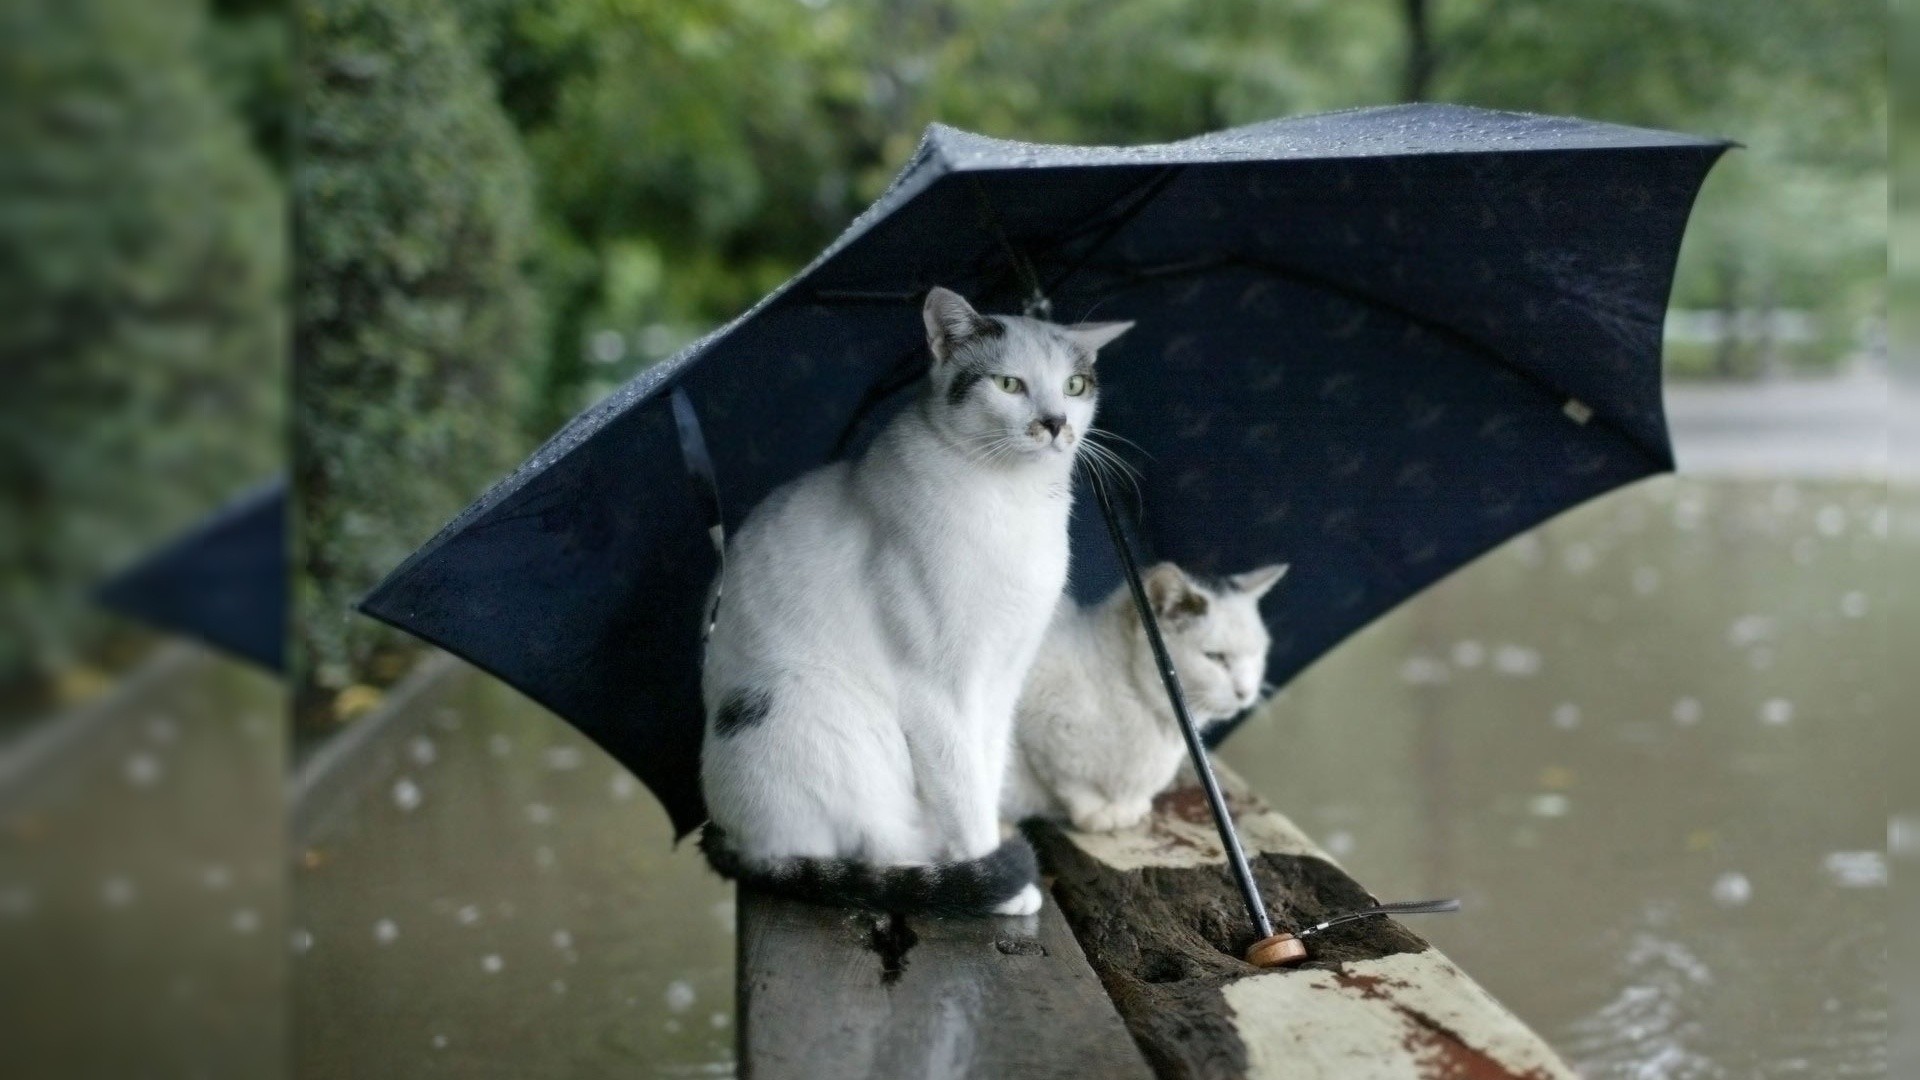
[1029, 767, 1575, 1080]
[738, 885, 1155, 1080]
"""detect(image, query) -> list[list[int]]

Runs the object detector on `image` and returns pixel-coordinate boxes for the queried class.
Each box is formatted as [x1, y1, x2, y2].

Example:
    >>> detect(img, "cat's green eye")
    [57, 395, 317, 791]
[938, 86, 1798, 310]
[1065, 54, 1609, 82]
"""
[1064, 373, 1090, 397]
[993, 375, 1025, 394]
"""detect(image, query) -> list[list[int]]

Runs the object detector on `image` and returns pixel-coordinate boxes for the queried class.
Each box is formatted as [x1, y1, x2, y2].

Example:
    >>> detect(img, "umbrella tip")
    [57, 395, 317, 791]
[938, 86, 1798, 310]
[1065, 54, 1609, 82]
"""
[1245, 932, 1309, 968]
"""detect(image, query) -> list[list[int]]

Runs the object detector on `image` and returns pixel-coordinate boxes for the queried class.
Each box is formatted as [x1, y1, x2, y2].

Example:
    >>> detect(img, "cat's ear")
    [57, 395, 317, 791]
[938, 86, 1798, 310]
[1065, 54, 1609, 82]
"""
[924, 287, 998, 362]
[1145, 563, 1209, 623]
[1063, 320, 1134, 356]
[1231, 564, 1290, 599]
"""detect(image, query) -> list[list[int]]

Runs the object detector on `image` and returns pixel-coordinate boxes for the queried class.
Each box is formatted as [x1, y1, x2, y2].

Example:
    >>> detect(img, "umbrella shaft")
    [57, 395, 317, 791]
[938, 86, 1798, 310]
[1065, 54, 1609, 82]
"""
[1088, 471, 1274, 942]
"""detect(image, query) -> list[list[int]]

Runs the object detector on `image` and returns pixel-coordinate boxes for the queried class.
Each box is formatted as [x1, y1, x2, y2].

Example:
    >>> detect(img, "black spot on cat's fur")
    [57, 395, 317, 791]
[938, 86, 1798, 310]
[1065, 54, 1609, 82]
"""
[714, 688, 773, 737]
[946, 368, 983, 408]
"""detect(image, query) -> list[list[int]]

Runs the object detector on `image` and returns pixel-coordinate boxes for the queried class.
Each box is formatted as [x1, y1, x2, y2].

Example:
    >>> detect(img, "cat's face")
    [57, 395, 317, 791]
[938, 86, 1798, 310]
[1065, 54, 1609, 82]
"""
[922, 287, 1131, 465]
[1143, 562, 1289, 722]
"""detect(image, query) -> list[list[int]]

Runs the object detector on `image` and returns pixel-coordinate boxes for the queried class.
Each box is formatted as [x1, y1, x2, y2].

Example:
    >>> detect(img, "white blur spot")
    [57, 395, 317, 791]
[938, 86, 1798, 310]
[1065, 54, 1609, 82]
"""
[456, 904, 481, 926]
[374, 919, 399, 945]
[101, 877, 135, 907]
[202, 864, 232, 890]
[431, 1034, 448, 1050]
[1552, 703, 1582, 730]
[664, 1019, 682, 1033]
[232, 909, 260, 934]
[665, 980, 696, 1013]
[0, 886, 37, 918]
[1493, 645, 1540, 677]
[124, 752, 162, 787]
[1823, 851, 1887, 888]
[391, 777, 422, 813]
[1450, 640, 1485, 669]
[290, 928, 314, 955]
[552, 979, 568, 996]
[545, 746, 585, 771]
[1726, 615, 1774, 648]
[1815, 505, 1846, 537]
[1631, 566, 1660, 595]
[1760, 699, 1794, 726]
[408, 736, 437, 766]
[1562, 543, 1597, 574]
[1840, 591, 1868, 619]
[1399, 656, 1451, 685]
[590, 329, 626, 364]
[1528, 793, 1570, 818]
[525, 803, 555, 825]
[710, 1012, 730, 1029]
[1672, 697, 1702, 726]
[610, 774, 637, 801]
[1322, 829, 1356, 858]
[487, 734, 512, 758]
[481, 953, 504, 974]
[552, 929, 573, 950]
[1711, 872, 1752, 907]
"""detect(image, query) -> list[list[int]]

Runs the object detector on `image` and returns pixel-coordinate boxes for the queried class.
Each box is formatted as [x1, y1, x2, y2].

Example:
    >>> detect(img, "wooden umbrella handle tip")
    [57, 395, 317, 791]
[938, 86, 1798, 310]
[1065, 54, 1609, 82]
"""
[1245, 933, 1308, 968]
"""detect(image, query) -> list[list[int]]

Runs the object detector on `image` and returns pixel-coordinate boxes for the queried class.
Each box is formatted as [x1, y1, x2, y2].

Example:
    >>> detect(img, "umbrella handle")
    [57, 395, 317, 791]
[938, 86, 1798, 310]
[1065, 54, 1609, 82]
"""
[1086, 469, 1274, 943]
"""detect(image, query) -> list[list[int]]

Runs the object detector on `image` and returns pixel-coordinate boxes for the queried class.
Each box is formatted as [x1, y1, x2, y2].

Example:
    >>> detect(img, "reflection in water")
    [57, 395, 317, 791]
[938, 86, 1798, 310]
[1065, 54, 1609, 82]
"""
[290, 476, 1893, 1077]
[292, 672, 736, 1079]
[0, 648, 286, 1078]
[1224, 476, 1892, 1079]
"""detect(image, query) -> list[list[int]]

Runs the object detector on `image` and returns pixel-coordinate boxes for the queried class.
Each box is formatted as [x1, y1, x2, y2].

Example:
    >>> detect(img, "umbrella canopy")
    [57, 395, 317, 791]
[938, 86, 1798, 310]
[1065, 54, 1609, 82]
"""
[362, 104, 1727, 835]
[98, 480, 286, 671]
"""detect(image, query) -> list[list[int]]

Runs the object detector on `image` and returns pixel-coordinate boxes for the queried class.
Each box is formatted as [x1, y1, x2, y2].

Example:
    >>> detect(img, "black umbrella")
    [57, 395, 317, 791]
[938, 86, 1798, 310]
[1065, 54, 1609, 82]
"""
[362, 105, 1726, 918]
[98, 480, 286, 671]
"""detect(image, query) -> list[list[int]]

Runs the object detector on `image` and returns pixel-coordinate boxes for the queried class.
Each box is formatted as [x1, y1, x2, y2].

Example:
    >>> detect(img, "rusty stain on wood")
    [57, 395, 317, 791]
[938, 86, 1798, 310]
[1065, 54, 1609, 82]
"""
[1029, 767, 1577, 1080]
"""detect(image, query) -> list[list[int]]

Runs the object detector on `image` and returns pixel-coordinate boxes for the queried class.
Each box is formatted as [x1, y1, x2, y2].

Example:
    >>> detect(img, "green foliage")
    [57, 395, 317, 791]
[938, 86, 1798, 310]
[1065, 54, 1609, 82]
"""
[458, 0, 1884, 426]
[295, 0, 539, 698]
[0, 0, 285, 696]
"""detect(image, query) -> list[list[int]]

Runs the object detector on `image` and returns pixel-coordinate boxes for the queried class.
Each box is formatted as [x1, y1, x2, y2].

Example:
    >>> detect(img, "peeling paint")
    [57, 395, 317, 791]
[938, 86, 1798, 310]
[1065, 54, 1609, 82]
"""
[1223, 954, 1574, 1080]
[1064, 777, 1333, 872]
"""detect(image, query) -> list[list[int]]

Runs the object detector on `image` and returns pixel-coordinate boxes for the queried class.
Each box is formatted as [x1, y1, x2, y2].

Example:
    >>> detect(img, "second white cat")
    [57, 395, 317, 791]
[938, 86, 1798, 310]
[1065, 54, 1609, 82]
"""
[1003, 562, 1287, 832]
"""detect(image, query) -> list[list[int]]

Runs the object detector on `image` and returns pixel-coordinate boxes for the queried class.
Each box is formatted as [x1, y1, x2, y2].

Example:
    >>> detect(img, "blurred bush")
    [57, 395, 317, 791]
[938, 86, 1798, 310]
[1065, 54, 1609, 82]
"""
[0, 0, 284, 719]
[294, 0, 539, 717]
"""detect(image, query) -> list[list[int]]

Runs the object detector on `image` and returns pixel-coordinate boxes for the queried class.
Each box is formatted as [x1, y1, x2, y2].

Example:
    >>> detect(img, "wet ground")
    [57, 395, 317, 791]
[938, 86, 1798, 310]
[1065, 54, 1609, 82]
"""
[0, 647, 285, 1079]
[284, 474, 1898, 1080]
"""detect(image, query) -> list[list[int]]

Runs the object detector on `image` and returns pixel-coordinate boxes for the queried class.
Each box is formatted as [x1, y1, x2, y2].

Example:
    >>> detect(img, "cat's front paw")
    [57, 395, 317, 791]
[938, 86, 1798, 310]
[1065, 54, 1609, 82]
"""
[1072, 801, 1147, 833]
[992, 883, 1043, 916]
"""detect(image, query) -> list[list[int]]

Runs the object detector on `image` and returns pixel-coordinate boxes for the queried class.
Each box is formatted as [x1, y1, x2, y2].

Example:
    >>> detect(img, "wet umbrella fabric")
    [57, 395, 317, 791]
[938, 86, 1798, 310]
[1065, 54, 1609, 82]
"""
[98, 480, 286, 672]
[362, 104, 1727, 836]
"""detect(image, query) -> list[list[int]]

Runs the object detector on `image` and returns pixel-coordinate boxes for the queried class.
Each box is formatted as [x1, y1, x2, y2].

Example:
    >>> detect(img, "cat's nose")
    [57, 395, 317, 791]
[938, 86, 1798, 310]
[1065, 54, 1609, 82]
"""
[1039, 415, 1065, 439]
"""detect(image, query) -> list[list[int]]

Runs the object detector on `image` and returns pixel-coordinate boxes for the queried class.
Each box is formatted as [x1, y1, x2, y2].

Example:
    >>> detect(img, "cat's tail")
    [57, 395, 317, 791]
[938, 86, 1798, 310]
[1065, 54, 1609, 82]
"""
[698, 824, 1038, 917]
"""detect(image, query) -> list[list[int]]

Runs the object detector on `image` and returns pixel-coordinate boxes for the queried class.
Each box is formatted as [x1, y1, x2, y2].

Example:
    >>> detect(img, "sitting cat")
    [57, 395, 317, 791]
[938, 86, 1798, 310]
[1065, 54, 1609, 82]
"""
[699, 286, 1132, 916]
[1003, 561, 1288, 833]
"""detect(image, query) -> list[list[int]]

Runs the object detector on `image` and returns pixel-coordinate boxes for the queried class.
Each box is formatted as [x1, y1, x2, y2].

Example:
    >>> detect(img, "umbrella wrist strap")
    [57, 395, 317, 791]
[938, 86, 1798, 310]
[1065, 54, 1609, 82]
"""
[1087, 469, 1274, 941]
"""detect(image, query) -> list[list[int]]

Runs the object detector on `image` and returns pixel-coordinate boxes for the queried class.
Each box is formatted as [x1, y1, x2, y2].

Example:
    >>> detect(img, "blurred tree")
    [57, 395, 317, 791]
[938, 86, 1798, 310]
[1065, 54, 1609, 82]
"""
[295, 0, 539, 717]
[0, 0, 285, 716]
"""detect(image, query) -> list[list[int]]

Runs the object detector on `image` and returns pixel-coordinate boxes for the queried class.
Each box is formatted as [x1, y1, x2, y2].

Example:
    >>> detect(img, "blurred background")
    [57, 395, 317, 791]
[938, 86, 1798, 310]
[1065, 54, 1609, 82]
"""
[0, 0, 1901, 1077]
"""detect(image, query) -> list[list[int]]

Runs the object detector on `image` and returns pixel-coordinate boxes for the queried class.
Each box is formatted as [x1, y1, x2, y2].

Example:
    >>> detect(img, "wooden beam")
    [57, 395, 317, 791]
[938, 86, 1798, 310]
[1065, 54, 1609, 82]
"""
[738, 884, 1154, 1080]
[1028, 767, 1576, 1080]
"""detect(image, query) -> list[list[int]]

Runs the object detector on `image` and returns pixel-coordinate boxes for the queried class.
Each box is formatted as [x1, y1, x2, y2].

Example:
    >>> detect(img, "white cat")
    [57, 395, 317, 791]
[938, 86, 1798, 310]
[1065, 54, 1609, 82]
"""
[1003, 562, 1288, 833]
[699, 287, 1132, 916]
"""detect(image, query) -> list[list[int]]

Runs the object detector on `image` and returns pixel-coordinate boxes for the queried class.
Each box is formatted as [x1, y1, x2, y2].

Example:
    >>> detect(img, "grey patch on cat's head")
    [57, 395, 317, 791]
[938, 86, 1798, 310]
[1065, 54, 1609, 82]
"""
[713, 687, 773, 738]
[920, 287, 1131, 466]
[1134, 561, 1288, 721]
[1145, 562, 1210, 625]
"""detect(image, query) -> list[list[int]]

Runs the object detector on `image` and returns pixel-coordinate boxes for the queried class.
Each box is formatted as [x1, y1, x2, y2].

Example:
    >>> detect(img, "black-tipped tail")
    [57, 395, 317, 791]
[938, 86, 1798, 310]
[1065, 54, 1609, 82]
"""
[699, 825, 1038, 917]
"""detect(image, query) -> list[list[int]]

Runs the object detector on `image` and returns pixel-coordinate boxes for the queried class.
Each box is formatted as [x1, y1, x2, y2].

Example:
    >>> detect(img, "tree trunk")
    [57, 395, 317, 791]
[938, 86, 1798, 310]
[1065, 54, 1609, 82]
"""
[1402, 0, 1435, 101]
